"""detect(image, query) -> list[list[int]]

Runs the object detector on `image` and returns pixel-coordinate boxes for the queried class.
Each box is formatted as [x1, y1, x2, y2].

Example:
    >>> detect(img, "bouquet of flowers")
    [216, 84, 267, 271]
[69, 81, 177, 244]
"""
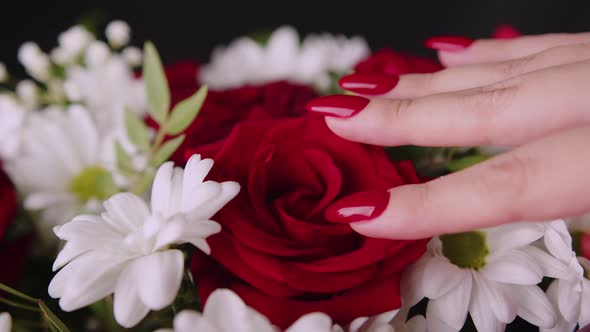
[0, 20, 588, 332]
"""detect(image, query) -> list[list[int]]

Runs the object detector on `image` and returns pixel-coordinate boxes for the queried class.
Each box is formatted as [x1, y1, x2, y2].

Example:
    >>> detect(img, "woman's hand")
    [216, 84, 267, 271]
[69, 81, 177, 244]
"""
[306, 33, 590, 239]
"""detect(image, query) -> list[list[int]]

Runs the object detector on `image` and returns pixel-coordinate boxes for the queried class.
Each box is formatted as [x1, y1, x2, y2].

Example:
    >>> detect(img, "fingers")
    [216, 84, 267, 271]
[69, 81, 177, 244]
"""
[335, 126, 590, 239]
[307, 60, 590, 147]
[388, 43, 590, 98]
[433, 32, 590, 67]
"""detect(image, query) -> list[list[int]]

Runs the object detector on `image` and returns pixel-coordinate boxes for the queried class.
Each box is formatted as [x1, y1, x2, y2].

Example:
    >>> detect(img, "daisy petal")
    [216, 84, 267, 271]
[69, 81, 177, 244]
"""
[511, 285, 557, 328]
[286, 313, 333, 332]
[422, 256, 467, 299]
[427, 273, 472, 330]
[113, 264, 150, 328]
[401, 256, 430, 307]
[151, 162, 174, 215]
[136, 250, 184, 310]
[485, 222, 544, 252]
[482, 249, 543, 285]
[470, 276, 506, 332]
[557, 278, 583, 323]
[472, 272, 517, 324]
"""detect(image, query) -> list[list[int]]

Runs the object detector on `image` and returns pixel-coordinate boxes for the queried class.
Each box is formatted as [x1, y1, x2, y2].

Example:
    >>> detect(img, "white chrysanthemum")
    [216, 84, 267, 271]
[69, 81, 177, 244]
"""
[0, 95, 27, 159]
[541, 258, 590, 332]
[18, 42, 51, 81]
[5, 106, 113, 231]
[51, 25, 93, 65]
[15, 80, 39, 109]
[63, 55, 145, 130]
[0, 313, 10, 332]
[49, 155, 240, 328]
[84, 41, 111, 67]
[122, 46, 142, 67]
[199, 26, 369, 91]
[106, 20, 131, 48]
[527, 220, 590, 332]
[402, 221, 567, 332]
[154, 289, 332, 332]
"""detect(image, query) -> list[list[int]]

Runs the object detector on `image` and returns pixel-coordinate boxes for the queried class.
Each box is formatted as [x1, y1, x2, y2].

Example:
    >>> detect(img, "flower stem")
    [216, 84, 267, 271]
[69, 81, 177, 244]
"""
[0, 283, 37, 303]
[0, 296, 40, 312]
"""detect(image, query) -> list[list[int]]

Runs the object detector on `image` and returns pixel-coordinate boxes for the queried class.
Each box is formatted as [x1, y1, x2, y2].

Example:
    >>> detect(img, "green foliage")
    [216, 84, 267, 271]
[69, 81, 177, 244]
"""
[125, 108, 151, 151]
[166, 86, 207, 135]
[151, 135, 185, 167]
[447, 154, 489, 172]
[143, 42, 170, 125]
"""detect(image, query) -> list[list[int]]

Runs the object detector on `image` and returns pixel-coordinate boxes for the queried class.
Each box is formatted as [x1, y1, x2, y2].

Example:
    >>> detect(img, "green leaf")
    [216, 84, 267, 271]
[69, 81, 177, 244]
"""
[124, 109, 150, 151]
[447, 155, 489, 172]
[166, 85, 207, 135]
[150, 135, 185, 167]
[115, 141, 134, 175]
[39, 301, 71, 332]
[143, 41, 170, 125]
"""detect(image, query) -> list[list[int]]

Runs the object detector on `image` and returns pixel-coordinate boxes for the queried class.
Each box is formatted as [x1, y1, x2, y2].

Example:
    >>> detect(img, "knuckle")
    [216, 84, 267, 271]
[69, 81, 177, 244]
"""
[499, 55, 535, 77]
[385, 98, 415, 123]
[463, 85, 519, 144]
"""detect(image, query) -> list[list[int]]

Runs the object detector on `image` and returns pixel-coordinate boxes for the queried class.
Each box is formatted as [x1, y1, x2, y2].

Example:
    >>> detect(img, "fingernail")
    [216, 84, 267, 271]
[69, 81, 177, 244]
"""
[325, 191, 390, 223]
[425, 36, 474, 52]
[305, 95, 370, 118]
[339, 73, 400, 95]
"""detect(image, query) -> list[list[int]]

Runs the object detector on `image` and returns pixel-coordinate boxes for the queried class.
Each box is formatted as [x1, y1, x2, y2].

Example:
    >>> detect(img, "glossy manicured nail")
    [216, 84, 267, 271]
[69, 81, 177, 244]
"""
[305, 95, 370, 118]
[339, 73, 400, 95]
[325, 191, 390, 223]
[425, 36, 474, 52]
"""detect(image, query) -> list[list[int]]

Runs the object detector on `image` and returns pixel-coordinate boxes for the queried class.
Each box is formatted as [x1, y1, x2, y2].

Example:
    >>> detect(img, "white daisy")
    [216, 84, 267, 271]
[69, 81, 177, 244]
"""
[530, 220, 590, 332]
[153, 289, 332, 332]
[0, 94, 27, 160]
[199, 26, 369, 91]
[5, 105, 115, 232]
[541, 257, 590, 332]
[334, 309, 427, 332]
[402, 221, 562, 332]
[0, 313, 10, 332]
[48, 155, 239, 328]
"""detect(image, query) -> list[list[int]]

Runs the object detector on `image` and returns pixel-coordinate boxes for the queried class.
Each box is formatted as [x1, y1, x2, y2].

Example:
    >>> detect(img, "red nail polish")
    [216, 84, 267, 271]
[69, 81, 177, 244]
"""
[425, 36, 474, 52]
[305, 95, 370, 118]
[325, 191, 390, 223]
[339, 73, 400, 95]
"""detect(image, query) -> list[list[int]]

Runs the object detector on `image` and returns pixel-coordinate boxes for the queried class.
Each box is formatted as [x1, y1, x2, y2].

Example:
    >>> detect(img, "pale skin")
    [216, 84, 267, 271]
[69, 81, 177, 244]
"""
[326, 33, 590, 239]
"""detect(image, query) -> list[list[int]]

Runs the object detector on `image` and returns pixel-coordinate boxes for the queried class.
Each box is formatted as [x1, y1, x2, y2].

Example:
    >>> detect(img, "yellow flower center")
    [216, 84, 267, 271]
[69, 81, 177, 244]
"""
[69, 166, 118, 203]
[441, 231, 489, 270]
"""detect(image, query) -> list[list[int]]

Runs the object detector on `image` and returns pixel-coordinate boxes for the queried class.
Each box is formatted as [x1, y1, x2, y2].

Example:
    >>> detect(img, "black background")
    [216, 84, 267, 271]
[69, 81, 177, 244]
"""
[2, 0, 590, 70]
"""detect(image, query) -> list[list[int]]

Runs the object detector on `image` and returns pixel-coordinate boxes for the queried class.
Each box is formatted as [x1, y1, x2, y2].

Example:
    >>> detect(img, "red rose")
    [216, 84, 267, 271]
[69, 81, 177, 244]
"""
[164, 61, 200, 106]
[188, 115, 427, 328]
[166, 79, 317, 163]
[0, 167, 30, 286]
[0, 168, 17, 240]
[354, 48, 443, 75]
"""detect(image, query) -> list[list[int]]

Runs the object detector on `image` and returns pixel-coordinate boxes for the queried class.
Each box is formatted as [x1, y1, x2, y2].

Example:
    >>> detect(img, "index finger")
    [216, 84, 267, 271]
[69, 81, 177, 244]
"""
[324, 126, 590, 239]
